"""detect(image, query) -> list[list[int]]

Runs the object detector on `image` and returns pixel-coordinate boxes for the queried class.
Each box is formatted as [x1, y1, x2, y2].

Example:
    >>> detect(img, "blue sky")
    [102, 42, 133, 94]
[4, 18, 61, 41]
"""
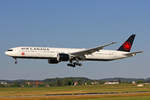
[0, 0, 149, 80]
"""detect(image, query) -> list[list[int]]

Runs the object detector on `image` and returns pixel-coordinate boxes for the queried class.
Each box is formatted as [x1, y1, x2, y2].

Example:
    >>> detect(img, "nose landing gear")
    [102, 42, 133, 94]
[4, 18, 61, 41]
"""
[14, 58, 17, 64]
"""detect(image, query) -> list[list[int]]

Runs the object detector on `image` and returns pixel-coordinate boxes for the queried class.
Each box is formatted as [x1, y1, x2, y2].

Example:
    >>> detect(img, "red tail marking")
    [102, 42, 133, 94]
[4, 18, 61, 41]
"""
[123, 41, 131, 51]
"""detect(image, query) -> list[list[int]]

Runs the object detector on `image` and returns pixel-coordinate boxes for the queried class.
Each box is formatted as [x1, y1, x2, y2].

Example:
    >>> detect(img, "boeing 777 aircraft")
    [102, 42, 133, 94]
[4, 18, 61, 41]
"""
[5, 34, 142, 67]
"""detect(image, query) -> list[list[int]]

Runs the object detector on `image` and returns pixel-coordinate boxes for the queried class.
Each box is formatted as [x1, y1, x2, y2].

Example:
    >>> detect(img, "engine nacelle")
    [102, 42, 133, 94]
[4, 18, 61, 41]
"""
[57, 53, 70, 62]
[48, 58, 59, 64]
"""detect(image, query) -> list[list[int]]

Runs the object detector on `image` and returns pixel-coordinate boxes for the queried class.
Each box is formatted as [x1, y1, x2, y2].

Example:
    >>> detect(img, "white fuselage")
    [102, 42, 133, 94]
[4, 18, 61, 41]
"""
[5, 47, 130, 61]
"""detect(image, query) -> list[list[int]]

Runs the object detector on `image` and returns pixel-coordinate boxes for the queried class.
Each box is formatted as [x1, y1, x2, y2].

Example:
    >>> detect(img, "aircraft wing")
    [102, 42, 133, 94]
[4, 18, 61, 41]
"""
[71, 42, 116, 56]
[125, 51, 143, 56]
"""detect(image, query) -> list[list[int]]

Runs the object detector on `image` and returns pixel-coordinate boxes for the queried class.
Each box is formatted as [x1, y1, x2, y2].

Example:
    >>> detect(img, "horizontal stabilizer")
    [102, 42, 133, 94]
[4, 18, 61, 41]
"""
[125, 51, 143, 56]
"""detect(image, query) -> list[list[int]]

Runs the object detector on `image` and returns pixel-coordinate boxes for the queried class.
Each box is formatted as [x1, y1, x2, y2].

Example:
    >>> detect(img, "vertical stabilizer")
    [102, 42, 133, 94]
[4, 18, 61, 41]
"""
[118, 34, 136, 52]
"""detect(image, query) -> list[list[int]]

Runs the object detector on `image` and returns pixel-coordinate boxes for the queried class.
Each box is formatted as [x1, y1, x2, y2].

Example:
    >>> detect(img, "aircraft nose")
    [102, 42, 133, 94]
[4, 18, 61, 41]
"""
[5, 51, 9, 56]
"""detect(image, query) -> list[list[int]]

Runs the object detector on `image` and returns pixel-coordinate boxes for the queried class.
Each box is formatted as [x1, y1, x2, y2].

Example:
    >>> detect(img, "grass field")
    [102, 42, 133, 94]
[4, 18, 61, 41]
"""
[0, 84, 150, 100]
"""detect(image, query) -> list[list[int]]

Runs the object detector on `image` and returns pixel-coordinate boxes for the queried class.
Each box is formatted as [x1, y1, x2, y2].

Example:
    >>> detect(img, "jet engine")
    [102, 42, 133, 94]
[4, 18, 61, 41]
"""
[57, 53, 70, 62]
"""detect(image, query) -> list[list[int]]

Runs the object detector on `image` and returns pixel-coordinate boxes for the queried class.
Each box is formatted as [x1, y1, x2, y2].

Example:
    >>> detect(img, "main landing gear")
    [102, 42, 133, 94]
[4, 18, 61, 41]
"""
[67, 60, 82, 67]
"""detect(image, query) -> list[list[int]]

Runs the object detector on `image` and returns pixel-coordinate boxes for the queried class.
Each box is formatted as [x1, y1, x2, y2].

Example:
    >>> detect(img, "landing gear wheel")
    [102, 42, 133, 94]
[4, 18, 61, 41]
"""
[14, 58, 17, 64]
[73, 62, 82, 67]
[15, 61, 17, 64]
[68, 59, 82, 67]
[78, 63, 82, 66]
[67, 63, 75, 67]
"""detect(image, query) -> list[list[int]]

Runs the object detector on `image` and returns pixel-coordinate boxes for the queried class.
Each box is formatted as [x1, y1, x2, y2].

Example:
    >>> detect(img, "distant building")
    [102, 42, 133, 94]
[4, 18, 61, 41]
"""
[84, 82, 87, 86]
[0, 81, 8, 85]
[137, 84, 144, 87]
[91, 81, 98, 85]
[104, 81, 119, 85]
[132, 81, 136, 85]
[25, 81, 44, 87]
[25, 82, 31, 85]
[74, 82, 78, 86]
[45, 84, 50, 87]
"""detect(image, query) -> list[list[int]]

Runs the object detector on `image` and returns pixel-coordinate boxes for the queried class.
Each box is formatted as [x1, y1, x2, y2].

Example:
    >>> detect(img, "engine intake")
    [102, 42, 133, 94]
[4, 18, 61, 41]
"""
[57, 53, 70, 62]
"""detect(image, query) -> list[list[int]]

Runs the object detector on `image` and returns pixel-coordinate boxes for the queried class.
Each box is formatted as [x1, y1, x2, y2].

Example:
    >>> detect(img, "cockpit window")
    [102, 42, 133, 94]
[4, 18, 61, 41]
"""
[7, 49, 13, 51]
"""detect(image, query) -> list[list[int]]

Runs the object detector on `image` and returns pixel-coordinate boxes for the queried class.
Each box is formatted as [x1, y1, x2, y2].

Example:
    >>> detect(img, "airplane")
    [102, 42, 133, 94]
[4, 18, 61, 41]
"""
[5, 34, 143, 67]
